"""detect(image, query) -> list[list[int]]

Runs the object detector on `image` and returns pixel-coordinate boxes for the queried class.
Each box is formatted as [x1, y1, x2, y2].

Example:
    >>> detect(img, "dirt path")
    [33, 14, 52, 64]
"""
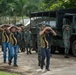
[0, 51, 76, 75]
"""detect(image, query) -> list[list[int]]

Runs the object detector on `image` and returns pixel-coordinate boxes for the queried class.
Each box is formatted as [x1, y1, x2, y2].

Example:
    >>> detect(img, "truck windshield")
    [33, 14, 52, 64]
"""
[44, 17, 57, 28]
[30, 17, 57, 28]
[63, 16, 72, 25]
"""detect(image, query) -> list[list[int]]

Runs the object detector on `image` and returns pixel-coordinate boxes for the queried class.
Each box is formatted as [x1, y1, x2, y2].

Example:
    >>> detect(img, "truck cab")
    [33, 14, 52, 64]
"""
[30, 9, 76, 56]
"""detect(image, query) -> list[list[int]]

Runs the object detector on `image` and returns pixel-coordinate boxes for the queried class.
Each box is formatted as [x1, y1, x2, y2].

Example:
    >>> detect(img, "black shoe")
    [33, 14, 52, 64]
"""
[38, 62, 40, 66]
[27, 52, 29, 54]
[18, 51, 20, 53]
[46, 69, 50, 71]
[50, 54, 52, 57]
[44, 62, 45, 65]
[64, 55, 70, 58]
[4, 61, 6, 63]
[8, 60, 12, 65]
[13, 64, 18, 67]
[29, 51, 32, 54]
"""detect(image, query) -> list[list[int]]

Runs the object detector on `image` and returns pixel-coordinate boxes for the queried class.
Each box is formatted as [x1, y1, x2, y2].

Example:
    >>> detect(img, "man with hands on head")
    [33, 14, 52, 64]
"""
[39, 25, 56, 71]
[0, 24, 11, 63]
[8, 25, 22, 67]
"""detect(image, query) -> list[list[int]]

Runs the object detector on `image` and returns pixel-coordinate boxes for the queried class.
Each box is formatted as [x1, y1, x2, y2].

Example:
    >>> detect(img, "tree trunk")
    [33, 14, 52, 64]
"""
[5, 16, 7, 23]
[15, 15, 16, 25]
[22, 15, 24, 25]
[9, 16, 10, 24]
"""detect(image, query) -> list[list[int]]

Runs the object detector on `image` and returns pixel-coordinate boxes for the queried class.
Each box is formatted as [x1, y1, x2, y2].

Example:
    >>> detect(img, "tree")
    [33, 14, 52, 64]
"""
[40, 0, 76, 11]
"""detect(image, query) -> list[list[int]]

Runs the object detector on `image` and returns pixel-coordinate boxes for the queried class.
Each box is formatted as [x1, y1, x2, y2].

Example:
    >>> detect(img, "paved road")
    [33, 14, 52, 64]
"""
[0, 49, 76, 75]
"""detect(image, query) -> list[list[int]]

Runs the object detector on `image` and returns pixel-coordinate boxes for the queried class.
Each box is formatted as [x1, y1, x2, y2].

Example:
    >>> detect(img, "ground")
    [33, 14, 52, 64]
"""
[0, 49, 76, 75]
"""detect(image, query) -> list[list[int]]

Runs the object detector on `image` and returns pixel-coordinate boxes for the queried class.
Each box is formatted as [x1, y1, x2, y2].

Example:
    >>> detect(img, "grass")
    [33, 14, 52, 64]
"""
[0, 71, 21, 75]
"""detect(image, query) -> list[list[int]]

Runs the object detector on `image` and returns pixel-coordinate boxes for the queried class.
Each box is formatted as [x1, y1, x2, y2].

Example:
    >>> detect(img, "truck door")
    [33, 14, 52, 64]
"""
[71, 16, 76, 56]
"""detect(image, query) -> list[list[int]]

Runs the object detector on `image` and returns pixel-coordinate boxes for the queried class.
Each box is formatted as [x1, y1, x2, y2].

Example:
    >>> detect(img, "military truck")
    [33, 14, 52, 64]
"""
[30, 9, 76, 56]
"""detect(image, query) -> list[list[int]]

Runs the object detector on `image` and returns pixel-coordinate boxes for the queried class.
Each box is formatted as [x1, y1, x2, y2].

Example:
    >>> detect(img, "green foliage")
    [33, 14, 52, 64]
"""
[0, 71, 21, 75]
[41, 0, 76, 11]
[0, 0, 76, 17]
[0, 0, 43, 16]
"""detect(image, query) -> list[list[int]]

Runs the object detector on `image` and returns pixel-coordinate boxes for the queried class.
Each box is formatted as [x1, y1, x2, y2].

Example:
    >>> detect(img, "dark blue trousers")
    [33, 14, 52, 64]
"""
[41, 48, 50, 69]
[2, 42, 10, 62]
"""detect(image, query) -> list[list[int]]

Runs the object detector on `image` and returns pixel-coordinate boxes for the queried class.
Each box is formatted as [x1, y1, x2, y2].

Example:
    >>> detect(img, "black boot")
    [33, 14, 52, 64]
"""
[8, 60, 12, 65]
[38, 62, 40, 66]
[13, 64, 18, 67]
[64, 48, 70, 58]
[23, 48, 25, 52]
[64, 54, 70, 58]
[27, 52, 29, 54]
[50, 54, 52, 57]
[4, 61, 6, 63]
[29, 50, 32, 54]
[8, 57, 13, 65]
[27, 49, 29, 54]
[38, 61, 40, 66]
[44, 61, 45, 65]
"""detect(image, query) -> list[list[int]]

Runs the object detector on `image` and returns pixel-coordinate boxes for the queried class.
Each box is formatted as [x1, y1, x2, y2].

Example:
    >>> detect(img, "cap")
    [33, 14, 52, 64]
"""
[46, 24, 50, 27]
[38, 22, 46, 28]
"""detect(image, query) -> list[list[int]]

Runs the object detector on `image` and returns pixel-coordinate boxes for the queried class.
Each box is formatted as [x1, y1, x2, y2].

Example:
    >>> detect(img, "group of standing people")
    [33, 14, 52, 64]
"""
[0, 21, 70, 71]
[0, 25, 20, 67]
[0, 24, 32, 67]
[18, 27, 32, 54]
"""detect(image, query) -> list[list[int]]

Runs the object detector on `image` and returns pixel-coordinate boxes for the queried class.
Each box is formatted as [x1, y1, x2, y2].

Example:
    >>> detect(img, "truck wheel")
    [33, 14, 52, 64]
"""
[72, 40, 76, 56]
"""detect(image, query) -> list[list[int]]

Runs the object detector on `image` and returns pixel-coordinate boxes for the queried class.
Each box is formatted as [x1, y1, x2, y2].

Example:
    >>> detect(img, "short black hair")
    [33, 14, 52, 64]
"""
[4, 25, 10, 27]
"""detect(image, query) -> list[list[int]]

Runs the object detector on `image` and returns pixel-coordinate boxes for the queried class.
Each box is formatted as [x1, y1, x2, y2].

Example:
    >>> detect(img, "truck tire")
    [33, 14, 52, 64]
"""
[72, 40, 76, 56]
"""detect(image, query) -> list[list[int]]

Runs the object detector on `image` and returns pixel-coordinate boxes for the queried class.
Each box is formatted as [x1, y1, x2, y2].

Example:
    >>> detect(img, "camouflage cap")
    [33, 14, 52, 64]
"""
[38, 22, 46, 27]
[45, 24, 50, 27]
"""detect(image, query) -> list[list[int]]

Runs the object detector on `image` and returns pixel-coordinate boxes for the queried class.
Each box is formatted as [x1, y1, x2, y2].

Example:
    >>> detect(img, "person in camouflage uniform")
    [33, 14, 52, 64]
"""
[37, 24, 42, 66]
[18, 27, 25, 52]
[63, 23, 70, 58]
[25, 27, 32, 54]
